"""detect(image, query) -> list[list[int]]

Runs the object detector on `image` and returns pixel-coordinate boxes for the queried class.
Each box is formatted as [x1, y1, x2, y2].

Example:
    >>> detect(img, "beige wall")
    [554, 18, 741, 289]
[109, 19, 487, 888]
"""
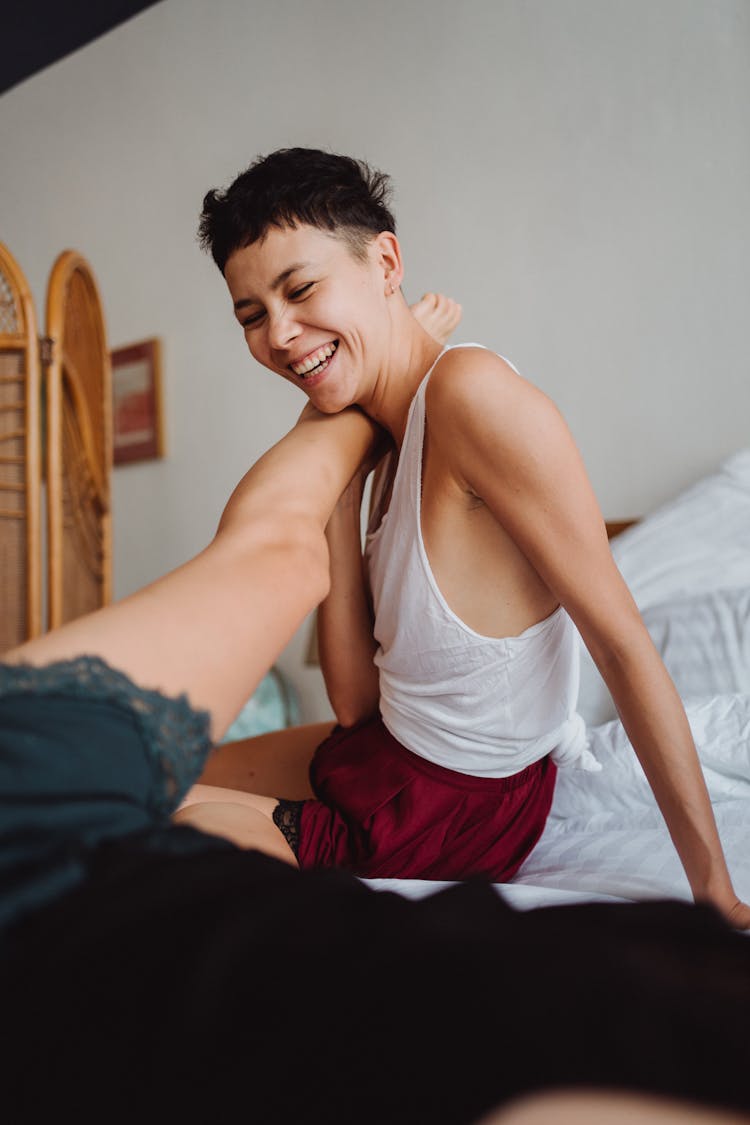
[1, 0, 748, 720]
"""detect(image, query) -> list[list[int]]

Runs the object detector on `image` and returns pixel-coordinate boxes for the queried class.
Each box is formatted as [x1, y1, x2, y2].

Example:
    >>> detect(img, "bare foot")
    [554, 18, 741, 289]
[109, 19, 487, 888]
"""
[410, 292, 462, 345]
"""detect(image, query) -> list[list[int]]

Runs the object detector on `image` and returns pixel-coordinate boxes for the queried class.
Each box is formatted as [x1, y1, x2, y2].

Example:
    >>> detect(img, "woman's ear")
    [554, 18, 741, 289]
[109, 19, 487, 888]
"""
[372, 231, 404, 294]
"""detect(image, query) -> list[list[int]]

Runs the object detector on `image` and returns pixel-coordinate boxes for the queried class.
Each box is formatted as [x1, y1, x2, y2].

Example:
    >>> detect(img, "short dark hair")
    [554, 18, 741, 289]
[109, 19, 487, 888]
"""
[198, 147, 396, 273]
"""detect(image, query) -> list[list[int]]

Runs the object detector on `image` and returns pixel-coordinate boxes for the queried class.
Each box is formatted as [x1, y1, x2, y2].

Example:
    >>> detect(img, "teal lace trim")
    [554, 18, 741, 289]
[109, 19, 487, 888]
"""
[0, 655, 212, 816]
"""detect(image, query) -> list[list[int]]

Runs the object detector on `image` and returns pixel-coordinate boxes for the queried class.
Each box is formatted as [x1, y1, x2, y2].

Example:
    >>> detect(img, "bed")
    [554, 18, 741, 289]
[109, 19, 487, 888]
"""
[365, 448, 750, 911]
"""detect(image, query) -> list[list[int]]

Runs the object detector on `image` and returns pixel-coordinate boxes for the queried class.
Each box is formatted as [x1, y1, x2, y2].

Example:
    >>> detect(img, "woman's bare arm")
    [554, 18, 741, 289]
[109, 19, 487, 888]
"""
[316, 467, 381, 726]
[428, 348, 749, 928]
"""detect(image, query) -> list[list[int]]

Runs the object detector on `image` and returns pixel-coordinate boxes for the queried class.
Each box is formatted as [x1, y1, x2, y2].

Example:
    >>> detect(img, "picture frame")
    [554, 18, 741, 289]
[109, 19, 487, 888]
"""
[110, 337, 164, 465]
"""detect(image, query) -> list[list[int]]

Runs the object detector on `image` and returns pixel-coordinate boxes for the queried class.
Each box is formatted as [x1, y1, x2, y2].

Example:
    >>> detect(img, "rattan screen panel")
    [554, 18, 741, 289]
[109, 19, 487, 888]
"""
[0, 264, 19, 334]
[0, 243, 42, 649]
[45, 251, 112, 629]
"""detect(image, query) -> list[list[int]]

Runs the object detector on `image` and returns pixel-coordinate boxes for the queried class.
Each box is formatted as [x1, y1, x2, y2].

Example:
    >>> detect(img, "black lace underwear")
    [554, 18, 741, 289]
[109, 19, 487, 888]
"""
[272, 798, 306, 857]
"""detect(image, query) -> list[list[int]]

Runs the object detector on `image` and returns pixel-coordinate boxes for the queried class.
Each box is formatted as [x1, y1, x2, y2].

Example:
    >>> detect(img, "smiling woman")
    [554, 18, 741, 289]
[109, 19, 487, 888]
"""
[190, 146, 750, 930]
[221, 219, 412, 416]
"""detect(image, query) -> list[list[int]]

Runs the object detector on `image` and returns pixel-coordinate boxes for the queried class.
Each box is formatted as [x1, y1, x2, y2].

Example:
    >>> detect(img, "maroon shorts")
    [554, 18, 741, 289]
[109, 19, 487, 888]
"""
[274, 714, 556, 881]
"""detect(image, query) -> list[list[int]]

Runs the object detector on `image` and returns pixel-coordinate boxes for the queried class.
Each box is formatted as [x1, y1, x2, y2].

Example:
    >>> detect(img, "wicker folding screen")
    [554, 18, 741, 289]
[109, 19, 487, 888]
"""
[45, 251, 112, 629]
[0, 243, 42, 649]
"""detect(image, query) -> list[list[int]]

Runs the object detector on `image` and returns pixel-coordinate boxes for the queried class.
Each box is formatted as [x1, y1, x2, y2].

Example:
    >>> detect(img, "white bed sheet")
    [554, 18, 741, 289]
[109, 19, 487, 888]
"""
[363, 693, 750, 911]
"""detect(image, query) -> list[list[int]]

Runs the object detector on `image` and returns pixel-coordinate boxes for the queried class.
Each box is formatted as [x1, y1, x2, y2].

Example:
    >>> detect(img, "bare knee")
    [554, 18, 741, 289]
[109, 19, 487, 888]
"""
[216, 508, 331, 609]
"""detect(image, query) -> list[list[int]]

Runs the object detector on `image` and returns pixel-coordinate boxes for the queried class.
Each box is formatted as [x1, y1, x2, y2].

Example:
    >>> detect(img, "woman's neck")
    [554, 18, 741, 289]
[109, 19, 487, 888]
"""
[362, 317, 445, 447]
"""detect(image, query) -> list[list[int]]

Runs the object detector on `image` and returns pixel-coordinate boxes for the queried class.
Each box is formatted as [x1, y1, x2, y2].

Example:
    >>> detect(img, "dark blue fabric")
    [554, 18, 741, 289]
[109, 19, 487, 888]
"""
[0, 656, 211, 930]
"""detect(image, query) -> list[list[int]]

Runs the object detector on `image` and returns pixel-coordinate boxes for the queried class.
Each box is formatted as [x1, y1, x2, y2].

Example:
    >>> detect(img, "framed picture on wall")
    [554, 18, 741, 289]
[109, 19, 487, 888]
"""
[111, 337, 165, 465]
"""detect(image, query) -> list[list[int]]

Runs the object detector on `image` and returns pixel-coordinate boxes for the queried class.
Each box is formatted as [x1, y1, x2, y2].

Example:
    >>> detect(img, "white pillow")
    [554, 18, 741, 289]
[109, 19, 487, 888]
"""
[610, 447, 750, 610]
[641, 587, 750, 702]
[579, 586, 750, 726]
[577, 448, 750, 727]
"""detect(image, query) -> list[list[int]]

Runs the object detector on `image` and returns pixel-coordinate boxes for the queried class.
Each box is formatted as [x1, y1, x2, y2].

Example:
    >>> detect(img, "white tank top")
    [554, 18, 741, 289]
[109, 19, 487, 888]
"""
[365, 345, 598, 777]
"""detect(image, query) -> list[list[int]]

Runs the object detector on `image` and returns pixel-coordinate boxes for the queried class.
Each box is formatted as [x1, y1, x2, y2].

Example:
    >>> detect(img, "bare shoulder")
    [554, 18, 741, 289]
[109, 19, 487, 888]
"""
[425, 345, 562, 449]
[428, 344, 513, 388]
[423, 348, 605, 567]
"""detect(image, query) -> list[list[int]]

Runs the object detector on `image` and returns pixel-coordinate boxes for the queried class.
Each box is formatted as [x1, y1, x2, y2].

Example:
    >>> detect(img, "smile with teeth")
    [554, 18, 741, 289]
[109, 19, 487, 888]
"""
[290, 340, 338, 378]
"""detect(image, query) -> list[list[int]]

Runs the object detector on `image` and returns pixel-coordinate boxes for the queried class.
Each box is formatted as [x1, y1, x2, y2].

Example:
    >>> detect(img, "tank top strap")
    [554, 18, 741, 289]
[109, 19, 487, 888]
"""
[368, 344, 489, 543]
[400, 343, 486, 505]
[401, 363, 432, 496]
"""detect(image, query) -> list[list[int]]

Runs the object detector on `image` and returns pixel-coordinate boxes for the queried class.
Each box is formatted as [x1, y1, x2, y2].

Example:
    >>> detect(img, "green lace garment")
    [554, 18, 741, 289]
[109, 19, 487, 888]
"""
[0, 655, 212, 931]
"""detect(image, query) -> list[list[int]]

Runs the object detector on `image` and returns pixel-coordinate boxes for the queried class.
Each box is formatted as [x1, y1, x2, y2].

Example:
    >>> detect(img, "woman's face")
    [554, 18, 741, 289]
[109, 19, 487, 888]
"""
[224, 223, 394, 414]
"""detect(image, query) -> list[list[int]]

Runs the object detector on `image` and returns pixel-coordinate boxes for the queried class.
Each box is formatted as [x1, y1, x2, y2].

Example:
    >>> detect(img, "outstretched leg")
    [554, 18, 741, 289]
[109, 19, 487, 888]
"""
[1, 406, 377, 871]
[4, 406, 376, 743]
